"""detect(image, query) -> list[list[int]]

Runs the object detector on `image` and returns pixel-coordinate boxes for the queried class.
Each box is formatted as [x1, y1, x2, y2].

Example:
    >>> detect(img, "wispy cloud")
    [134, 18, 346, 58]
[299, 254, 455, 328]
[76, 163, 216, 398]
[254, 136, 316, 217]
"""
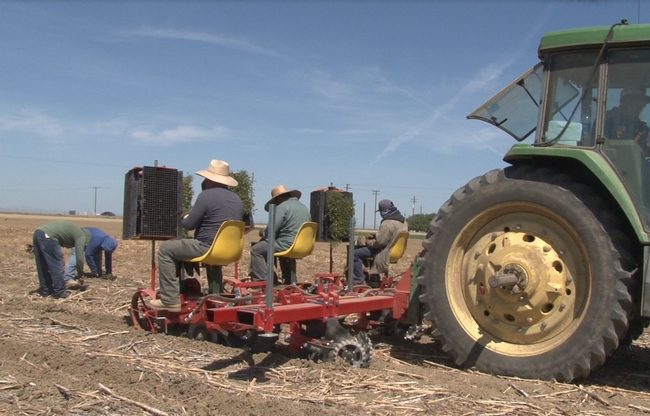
[129, 27, 285, 59]
[367, 24, 540, 167]
[0, 108, 228, 147]
[76, 119, 130, 137]
[0, 109, 64, 138]
[131, 125, 228, 146]
[371, 111, 443, 165]
[360, 5, 559, 168]
[290, 128, 325, 134]
[299, 68, 356, 101]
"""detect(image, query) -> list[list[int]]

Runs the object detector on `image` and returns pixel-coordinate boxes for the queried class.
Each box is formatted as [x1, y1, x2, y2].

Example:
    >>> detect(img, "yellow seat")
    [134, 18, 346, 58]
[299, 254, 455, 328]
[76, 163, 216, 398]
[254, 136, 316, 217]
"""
[362, 230, 410, 267]
[388, 230, 410, 264]
[361, 230, 410, 287]
[274, 222, 318, 258]
[185, 220, 245, 265]
[274, 222, 318, 284]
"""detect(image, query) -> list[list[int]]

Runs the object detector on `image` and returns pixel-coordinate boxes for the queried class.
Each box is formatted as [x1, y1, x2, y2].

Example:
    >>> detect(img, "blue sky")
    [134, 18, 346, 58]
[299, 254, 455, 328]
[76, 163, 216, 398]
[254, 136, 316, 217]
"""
[0, 1, 647, 227]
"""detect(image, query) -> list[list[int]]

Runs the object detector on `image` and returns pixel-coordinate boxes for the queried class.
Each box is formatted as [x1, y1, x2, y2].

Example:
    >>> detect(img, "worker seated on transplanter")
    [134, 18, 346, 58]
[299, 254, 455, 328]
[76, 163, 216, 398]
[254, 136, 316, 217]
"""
[149, 159, 244, 311]
[604, 86, 650, 155]
[350, 199, 408, 286]
[248, 184, 311, 282]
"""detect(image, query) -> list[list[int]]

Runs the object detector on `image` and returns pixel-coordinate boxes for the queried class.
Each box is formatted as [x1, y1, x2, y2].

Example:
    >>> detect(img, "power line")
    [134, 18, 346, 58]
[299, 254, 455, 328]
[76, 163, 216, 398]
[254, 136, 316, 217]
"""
[347, 183, 456, 191]
[0, 186, 122, 192]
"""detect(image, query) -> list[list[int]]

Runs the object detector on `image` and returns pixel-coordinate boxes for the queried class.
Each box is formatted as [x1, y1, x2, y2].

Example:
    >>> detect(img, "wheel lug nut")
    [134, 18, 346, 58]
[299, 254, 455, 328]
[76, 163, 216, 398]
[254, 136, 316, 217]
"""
[541, 322, 548, 330]
[543, 245, 551, 252]
[526, 317, 532, 323]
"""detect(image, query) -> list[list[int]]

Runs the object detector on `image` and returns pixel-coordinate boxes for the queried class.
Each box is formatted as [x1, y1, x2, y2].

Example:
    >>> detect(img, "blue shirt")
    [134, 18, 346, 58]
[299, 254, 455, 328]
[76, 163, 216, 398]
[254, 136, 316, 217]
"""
[81, 227, 118, 274]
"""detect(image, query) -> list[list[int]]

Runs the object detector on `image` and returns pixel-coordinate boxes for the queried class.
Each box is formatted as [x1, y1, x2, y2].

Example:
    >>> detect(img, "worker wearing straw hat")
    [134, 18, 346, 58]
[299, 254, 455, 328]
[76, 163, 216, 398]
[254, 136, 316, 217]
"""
[149, 159, 244, 311]
[249, 184, 310, 282]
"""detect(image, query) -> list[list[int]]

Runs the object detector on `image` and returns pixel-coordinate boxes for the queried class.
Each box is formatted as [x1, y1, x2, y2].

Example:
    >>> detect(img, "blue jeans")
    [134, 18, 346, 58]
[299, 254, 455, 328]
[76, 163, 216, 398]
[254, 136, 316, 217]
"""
[33, 229, 66, 296]
[65, 251, 79, 281]
[353, 246, 377, 284]
[65, 250, 109, 280]
[249, 240, 271, 282]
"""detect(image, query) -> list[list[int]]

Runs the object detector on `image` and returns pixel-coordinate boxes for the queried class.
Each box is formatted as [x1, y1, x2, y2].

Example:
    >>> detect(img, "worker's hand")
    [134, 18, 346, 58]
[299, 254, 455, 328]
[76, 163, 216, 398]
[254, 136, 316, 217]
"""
[366, 233, 375, 240]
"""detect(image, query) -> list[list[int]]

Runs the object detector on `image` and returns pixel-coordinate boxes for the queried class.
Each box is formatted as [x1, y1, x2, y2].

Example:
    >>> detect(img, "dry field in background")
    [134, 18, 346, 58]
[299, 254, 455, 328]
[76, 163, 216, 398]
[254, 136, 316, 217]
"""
[2, 213, 650, 415]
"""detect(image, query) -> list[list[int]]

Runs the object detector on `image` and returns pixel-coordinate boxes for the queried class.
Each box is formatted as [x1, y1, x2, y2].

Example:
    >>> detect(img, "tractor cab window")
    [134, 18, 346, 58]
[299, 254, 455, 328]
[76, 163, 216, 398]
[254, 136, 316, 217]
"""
[604, 49, 650, 145]
[467, 63, 543, 142]
[602, 48, 650, 225]
[541, 51, 599, 147]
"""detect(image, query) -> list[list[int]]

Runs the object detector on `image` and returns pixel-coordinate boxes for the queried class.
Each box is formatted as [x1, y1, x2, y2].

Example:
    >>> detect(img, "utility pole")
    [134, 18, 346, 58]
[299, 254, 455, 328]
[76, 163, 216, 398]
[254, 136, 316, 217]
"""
[345, 184, 350, 192]
[372, 190, 380, 229]
[92, 187, 99, 215]
[363, 202, 366, 229]
[410, 196, 417, 217]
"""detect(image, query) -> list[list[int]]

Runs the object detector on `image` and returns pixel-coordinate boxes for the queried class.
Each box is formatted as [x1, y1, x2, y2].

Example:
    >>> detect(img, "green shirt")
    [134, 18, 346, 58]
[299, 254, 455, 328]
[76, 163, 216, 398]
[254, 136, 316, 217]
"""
[264, 197, 311, 251]
[38, 220, 91, 276]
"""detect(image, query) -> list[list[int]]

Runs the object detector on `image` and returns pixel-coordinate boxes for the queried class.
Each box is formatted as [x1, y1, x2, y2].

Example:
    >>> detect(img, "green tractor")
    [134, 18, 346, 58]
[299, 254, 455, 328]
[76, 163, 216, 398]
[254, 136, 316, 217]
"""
[419, 21, 650, 381]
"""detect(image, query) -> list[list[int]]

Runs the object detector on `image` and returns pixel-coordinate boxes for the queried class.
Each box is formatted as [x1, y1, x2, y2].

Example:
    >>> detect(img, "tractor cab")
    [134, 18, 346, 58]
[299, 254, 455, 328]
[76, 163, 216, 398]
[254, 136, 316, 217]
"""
[468, 21, 650, 232]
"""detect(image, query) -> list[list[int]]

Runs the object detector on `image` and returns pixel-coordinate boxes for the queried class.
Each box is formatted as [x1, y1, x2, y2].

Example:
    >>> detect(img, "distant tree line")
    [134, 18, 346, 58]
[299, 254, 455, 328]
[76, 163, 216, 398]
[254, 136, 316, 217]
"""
[405, 213, 436, 233]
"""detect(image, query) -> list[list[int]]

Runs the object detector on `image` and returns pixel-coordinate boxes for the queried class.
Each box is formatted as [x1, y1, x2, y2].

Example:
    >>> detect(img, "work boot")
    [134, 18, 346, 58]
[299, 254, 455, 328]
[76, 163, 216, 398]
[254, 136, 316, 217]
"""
[149, 299, 182, 312]
[30, 287, 50, 297]
[367, 274, 382, 288]
[53, 291, 71, 299]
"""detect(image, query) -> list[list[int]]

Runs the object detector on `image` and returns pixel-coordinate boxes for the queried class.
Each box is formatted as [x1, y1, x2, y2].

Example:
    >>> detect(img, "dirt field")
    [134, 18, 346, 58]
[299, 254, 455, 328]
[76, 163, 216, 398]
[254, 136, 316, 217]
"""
[2, 213, 650, 415]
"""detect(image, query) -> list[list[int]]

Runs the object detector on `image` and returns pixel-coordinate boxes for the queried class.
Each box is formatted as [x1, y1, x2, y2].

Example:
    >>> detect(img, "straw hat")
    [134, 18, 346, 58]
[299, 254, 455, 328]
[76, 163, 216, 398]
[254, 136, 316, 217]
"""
[264, 184, 301, 211]
[195, 160, 238, 187]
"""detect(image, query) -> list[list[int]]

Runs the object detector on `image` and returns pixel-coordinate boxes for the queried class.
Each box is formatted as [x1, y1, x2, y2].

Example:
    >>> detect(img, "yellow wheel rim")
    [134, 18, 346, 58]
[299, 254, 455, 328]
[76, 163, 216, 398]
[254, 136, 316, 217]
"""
[446, 202, 590, 356]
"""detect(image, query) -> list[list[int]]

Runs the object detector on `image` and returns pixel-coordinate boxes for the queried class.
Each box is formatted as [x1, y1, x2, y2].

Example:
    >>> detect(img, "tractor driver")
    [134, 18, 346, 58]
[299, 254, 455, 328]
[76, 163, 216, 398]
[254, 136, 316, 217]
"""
[605, 86, 650, 153]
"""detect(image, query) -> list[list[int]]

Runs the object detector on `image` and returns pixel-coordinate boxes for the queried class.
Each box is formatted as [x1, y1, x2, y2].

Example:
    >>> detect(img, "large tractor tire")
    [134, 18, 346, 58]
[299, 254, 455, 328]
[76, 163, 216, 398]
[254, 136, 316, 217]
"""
[419, 166, 635, 381]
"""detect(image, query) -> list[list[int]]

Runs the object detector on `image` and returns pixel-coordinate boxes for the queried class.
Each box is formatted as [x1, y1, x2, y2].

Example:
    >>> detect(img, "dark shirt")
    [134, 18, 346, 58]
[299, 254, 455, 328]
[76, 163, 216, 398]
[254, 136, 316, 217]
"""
[605, 106, 649, 141]
[183, 187, 244, 245]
